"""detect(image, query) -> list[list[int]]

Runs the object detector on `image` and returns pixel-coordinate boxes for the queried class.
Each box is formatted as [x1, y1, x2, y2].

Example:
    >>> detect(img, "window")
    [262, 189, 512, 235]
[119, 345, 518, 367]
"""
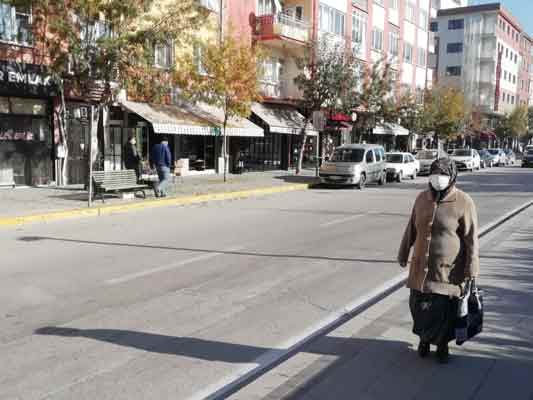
[446, 66, 461, 76]
[319, 4, 345, 36]
[447, 42, 463, 53]
[352, 11, 367, 51]
[389, 29, 400, 58]
[154, 42, 174, 69]
[365, 150, 375, 163]
[193, 44, 207, 75]
[257, 0, 274, 16]
[513, 75, 516, 84]
[375, 148, 383, 162]
[419, 9, 428, 30]
[371, 28, 383, 51]
[0, 2, 32, 45]
[511, 96, 515, 104]
[515, 54, 518, 63]
[389, 0, 398, 10]
[404, 42, 413, 63]
[405, 2, 416, 23]
[430, 21, 438, 32]
[448, 19, 464, 30]
[259, 57, 281, 82]
[504, 71, 507, 80]
[199, 0, 220, 12]
[417, 47, 426, 67]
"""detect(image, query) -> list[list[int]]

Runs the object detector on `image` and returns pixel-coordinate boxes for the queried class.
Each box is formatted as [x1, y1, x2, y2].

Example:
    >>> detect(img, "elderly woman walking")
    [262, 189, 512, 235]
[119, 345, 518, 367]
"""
[398, 158, 480, 363]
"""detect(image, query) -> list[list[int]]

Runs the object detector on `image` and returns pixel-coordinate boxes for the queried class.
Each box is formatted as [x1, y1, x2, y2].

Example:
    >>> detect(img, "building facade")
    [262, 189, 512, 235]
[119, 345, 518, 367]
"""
[431, 3, 533, 127]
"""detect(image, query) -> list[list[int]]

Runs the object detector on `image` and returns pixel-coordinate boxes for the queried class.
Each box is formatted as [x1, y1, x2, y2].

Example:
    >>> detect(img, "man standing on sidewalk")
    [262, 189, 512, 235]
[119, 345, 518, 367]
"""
[150, 137, 172, 198]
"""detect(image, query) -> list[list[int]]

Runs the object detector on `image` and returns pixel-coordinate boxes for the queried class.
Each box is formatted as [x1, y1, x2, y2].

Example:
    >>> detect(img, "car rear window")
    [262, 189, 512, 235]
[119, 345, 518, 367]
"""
[453, 150, 471, 156]
[386, 154, 403, 163]
[416, 150, 437, 160]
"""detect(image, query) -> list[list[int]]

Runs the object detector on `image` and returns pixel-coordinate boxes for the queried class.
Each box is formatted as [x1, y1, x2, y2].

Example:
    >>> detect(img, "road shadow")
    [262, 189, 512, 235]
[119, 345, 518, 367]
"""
[274, 175, 321, 185]
[17, 236, 398, 265]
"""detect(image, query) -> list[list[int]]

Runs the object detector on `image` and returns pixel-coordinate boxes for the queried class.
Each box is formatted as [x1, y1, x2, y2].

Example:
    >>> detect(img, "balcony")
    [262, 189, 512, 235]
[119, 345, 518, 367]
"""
[352, 0, 368, 11]
[254, 12, 311, 46]
[259, 78, 303, 101]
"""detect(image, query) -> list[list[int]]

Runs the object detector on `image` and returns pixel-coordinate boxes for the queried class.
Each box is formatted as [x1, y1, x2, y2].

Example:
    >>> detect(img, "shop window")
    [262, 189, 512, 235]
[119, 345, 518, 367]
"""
[0, 2, 32, 45]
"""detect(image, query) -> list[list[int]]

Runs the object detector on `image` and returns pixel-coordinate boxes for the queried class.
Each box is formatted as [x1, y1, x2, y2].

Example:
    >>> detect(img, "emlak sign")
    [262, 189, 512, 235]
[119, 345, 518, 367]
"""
[0, 61, 56, 97]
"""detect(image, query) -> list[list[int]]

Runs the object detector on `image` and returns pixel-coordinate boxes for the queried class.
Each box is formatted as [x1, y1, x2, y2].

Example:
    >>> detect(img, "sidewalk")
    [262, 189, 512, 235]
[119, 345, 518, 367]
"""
[0, 170, 318, 220]
[231, 207, 533, 400]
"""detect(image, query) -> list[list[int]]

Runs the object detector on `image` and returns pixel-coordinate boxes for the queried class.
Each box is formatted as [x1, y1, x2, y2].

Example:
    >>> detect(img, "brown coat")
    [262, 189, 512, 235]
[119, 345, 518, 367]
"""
[398, 187, 479, 297]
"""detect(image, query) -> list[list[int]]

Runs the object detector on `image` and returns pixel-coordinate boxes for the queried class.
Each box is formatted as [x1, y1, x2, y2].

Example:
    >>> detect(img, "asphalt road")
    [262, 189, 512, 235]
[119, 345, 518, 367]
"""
[1, 166, 532, 400]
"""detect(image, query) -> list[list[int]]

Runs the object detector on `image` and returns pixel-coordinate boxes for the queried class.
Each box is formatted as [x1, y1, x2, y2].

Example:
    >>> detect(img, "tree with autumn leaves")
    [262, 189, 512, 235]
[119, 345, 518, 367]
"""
[177, 30, 263, 182]
[7, 0, 207, 185]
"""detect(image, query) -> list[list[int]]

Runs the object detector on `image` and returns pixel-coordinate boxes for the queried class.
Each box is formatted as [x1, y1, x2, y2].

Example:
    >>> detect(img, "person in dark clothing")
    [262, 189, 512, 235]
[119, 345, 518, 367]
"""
[398, 158, 479, 363]
[123, 136, 142, 180]
[150, 137, 172, 197]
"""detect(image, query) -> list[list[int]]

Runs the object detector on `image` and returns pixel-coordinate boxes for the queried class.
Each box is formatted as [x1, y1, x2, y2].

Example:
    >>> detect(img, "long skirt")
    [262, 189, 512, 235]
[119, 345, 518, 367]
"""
[409, 290, 458, 345]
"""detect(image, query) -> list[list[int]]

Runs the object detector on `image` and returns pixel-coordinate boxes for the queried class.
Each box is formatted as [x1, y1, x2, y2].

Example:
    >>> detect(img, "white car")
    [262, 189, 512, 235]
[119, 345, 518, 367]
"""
[450, 149, 481, 172]
[385, 152, 420, 182]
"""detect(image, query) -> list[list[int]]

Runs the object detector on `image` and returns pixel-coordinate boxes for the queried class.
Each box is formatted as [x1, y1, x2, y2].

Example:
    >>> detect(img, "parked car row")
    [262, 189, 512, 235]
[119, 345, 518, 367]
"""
[319, 143, 522, 189]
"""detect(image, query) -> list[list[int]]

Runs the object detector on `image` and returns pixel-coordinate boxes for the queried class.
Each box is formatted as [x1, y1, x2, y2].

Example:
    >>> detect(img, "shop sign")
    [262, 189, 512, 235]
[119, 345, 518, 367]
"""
[0, 61, 56, 97]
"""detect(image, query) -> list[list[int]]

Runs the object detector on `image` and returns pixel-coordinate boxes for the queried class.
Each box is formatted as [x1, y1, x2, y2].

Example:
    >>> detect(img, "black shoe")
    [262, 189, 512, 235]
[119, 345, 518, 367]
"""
[418, 341, 430, 358]
[436, 343, 449, 364]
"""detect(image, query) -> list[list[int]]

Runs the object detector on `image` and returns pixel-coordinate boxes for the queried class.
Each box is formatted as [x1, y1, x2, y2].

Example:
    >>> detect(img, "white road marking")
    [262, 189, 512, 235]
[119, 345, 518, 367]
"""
[320, 214, 365, 227]
[105, 246, 245, 285]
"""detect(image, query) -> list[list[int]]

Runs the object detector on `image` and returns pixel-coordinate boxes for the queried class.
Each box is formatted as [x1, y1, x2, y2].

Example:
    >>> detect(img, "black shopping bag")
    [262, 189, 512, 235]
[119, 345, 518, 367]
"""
[456, 280, 484, 345]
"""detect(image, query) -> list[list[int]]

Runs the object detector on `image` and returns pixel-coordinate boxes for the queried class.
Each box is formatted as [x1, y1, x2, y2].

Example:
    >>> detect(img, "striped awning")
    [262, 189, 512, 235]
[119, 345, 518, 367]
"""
[120, 100, 263, 137]
[251, 102, 318, 136]
[373, 123, 409, 136]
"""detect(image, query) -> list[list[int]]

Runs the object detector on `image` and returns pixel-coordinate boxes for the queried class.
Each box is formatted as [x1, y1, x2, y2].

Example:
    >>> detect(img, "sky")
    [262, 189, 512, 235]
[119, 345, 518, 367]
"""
[469, 0, 533, 35]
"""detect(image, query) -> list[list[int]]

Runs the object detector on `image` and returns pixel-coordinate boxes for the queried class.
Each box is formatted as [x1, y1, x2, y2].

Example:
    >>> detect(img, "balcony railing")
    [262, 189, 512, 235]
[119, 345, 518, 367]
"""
[259, 78, 303, 100]
[255, 12, 311, 43]
[352, 0, 368, 11]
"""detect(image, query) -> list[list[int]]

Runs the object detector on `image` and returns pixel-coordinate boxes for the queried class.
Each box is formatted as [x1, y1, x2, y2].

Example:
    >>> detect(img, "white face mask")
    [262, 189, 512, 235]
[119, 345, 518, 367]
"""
[429, 174, 451, 191]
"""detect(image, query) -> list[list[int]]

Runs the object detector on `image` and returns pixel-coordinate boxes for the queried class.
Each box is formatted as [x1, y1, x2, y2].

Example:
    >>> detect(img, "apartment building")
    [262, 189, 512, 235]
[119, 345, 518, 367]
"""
[431, 3, 533, 127]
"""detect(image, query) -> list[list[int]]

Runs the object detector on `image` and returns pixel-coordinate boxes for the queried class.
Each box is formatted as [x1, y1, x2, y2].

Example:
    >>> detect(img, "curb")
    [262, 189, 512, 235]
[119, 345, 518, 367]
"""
[0, 183, 312, 228]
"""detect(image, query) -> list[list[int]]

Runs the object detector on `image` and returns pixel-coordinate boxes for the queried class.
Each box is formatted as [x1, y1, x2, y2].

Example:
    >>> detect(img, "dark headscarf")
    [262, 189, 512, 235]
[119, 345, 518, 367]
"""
[429, 157, 458, 202]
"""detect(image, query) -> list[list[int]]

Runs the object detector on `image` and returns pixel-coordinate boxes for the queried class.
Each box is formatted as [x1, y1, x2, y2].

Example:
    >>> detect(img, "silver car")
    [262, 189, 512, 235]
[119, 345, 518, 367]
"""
[319, 144, 387, 189]
[415, 149, 449, 175]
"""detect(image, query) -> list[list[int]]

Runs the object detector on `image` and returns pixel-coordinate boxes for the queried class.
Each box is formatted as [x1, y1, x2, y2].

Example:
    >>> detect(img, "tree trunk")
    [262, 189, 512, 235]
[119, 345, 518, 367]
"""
[87, 105, 101, 207]
[58, 84, 69, 186]
[296, 118, 310, 175]
[223, 115, 228, 183]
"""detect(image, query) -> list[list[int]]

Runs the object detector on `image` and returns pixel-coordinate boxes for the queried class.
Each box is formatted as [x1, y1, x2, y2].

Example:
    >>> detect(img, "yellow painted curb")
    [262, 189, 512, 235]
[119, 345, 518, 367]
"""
[0, 183, 311, 227]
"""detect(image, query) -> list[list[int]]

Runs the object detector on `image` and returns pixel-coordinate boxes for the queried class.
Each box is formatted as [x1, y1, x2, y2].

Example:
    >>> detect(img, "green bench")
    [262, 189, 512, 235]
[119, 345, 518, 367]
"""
[91, 170, 150, 203]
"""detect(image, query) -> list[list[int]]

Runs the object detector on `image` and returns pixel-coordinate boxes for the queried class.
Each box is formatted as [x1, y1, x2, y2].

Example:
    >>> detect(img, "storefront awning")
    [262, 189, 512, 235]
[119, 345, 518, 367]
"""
[120, 100, 263, 137]
[194, 102, 264, 137]
[373, 123, 409, 136]
[251, 103, 318, 136]
[120, 100, 215, 136]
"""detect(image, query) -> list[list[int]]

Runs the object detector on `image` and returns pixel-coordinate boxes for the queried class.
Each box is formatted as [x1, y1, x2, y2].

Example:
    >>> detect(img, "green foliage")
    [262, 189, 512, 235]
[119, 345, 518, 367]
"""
[422, 86, 465, 140]
[7, 0, 207, 102]
[358, 59, 394, 123]
[294, 40, 361, 116]
[496, 106, 528, 139]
